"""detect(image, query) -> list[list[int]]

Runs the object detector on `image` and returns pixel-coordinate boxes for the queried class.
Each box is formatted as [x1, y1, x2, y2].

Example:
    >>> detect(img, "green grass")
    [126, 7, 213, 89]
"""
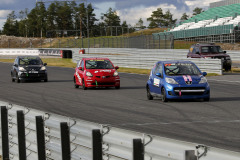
[0, 58, 236, 76]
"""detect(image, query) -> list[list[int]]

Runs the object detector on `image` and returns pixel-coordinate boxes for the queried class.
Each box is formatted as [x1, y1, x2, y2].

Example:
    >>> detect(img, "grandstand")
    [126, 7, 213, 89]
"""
[154, 0, 240, 43]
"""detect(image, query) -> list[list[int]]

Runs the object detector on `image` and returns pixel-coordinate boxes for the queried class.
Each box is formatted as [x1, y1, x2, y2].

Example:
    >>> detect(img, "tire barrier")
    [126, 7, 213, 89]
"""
[61, 50, 72, 59]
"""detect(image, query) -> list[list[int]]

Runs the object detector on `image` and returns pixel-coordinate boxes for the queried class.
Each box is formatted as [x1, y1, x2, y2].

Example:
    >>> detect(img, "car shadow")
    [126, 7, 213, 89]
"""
[210, 97, 240, 102]
[20, 80, 73, 83]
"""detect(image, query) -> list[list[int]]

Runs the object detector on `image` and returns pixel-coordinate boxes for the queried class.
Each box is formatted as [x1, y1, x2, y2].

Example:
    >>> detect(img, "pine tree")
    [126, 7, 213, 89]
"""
[2, 11, 18, 36]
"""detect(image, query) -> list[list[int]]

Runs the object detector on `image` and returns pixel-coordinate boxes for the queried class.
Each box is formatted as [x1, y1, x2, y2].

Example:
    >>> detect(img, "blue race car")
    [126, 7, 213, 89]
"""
[146, 60, 210, 102]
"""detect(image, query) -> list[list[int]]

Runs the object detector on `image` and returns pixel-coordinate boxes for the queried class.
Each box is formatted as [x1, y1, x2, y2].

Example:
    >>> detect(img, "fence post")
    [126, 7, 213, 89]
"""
[17, 110, 26, 160]
[36, 116, 46, 160]
[92, 129, 102, 160]
[133, 139, 144, 160]
[158, 35, 161, 49]
[1, 106, 9, 160]
[185, 150, 197, 160]
[60, 122, 71, 160]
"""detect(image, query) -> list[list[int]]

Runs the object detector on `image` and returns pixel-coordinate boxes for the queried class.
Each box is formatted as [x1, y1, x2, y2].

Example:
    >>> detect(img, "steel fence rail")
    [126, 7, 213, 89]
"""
[71, 48, 223, 75]
[1, 101, 240, 160]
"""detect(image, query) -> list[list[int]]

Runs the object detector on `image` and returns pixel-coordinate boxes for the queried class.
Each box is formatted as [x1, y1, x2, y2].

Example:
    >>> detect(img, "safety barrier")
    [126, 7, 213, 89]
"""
[1, 101, 240, 160]
[71, 48, 223, 75]
[0, 49, 39, 56]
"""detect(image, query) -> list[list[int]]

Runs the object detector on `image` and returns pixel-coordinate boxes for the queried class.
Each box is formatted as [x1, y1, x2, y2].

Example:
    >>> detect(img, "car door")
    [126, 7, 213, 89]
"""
[192, 47, 201, 58]
[150, 63, 163, 95]
[78, 59, 85, 85]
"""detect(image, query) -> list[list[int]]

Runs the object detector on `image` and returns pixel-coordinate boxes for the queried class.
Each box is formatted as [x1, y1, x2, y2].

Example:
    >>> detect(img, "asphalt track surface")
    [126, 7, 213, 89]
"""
[1, 62, 240, 152]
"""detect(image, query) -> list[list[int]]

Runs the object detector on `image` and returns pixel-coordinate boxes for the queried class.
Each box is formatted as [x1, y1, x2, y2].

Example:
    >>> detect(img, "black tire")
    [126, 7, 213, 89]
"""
[147, 86, 153, 100]
[161, 87, 168, 102]
[82, 79, 87, 90]
[15, 75, 20, 83]
[115, 85, 120, 89]
[74, 78, 79, 88]
[44, 79, 48, 82]
[11, 72, 15, 82]
[225, 66, 231, 72]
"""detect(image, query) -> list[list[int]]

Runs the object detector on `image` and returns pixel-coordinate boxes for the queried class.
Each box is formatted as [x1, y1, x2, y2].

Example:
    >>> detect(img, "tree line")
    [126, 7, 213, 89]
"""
[0, 1, 203, 38]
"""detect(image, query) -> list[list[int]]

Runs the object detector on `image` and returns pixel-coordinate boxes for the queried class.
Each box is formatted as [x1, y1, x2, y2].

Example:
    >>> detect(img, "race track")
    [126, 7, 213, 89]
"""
[0, 62, 240, 152]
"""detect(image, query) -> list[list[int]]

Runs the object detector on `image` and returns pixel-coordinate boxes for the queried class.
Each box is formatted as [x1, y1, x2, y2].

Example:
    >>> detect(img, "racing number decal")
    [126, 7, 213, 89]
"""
[183, 75, 192, 85]
[154, 78, 160, 87]
[76, 71, 81, 83]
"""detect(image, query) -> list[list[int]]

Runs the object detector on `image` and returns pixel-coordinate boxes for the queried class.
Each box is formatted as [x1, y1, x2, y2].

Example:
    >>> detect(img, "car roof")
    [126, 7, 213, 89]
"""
[157, 60, 193, 64]
[83, 57, 110, 60]
[192, 43, 218, 47]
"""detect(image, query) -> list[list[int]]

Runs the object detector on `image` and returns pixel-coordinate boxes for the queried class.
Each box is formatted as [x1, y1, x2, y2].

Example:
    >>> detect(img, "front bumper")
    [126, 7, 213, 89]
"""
[18, 71, 47, 81]
[165, 83, 210, 100]
[85, 76, 120, 87]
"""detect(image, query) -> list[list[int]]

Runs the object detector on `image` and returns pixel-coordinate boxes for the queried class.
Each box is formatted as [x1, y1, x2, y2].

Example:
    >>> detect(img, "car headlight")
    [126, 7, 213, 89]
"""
[165, 77, 178, 84]
[86, 72, 93, 77]
[199, 77, 207, 84]
[40, 66, 46, 71]
[19, 67, 26, 71]
[113, 71, 118, 76]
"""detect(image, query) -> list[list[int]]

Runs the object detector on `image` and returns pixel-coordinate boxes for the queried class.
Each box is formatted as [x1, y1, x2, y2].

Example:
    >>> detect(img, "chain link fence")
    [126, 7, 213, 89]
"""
[0, 35, 174, 49]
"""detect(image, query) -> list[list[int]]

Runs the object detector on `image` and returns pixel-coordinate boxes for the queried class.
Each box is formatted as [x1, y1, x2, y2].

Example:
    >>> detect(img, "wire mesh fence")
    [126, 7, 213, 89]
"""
[0, 35, 174, 49]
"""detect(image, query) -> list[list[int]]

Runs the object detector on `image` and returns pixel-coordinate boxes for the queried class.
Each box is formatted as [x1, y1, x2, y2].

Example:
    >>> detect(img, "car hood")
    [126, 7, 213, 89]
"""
[168, 75, 204, 85]
[86, 69, 116, 76]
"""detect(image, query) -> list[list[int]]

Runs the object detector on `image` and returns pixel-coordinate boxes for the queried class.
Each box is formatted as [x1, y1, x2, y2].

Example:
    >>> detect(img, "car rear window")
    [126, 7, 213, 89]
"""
[164, 63, 201, 76]
[85, 60, 114, 69]
[201, 46, 224, 53]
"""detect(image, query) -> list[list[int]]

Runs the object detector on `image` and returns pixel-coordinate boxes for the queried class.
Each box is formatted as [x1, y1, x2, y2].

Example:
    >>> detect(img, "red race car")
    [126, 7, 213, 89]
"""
[74, 58, 120, 90]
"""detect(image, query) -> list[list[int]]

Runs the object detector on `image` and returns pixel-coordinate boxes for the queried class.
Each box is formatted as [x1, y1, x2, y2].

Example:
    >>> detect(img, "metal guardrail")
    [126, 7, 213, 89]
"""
[1, 100, 240, 160]
[71, 48, 223, 75]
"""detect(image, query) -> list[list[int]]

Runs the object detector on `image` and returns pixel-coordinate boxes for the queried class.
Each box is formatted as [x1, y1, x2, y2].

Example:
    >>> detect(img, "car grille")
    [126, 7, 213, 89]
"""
[174, 87, 206, 96]
[91, 82, 115, 86]
[95, 76, 111, 79]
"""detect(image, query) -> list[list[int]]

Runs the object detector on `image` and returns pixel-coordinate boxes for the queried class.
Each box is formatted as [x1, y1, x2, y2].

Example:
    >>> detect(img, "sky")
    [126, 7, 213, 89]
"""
[0, 0, 221, 30]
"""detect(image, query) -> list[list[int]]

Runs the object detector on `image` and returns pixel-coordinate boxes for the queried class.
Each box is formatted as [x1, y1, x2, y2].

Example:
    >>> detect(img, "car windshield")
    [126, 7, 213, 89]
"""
[201, 46, 224, 53]
[164, 63, 201, 76]
[19, 57, 43, 65]
[85, 60, 114, 69]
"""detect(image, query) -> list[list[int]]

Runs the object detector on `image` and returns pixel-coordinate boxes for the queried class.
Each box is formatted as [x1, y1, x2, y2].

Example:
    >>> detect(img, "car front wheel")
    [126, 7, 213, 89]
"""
[161, 88, 168, 102]
[82, 79, 87, 90]
[74, 78, 79, 88]
[15, 75, 20, 83]
[147, 86, 153, 100]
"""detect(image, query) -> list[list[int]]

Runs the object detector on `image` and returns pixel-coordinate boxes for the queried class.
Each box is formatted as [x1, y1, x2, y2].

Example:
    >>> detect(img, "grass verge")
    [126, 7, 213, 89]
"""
[0, 58, 237, 76]
[0, 58, 152, 74]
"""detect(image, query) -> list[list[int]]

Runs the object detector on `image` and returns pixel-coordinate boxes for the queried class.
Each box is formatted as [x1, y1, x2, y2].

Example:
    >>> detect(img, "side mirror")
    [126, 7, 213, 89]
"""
[202, 72, 207, 76]
[44, 63, 47, 66]
[224, 51, 227, 53]
[78, 67, 83, 70]
[156, 73, 161, 77]
[14, 64, 18, 67]
[115, 66, 119, 70]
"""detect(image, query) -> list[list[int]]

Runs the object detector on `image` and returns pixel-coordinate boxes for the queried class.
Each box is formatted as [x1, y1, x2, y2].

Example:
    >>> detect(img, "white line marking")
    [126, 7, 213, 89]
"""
[118, 120, 240, 126]
[208, 79, 240, 83]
